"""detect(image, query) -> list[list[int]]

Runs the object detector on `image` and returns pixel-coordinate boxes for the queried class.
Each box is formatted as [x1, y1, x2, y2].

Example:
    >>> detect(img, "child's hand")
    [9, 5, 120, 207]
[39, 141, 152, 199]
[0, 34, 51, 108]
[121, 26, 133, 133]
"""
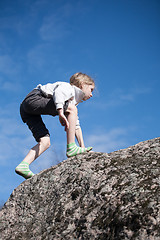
[58, 109, 69, 130]
[59, 114, 69, 130]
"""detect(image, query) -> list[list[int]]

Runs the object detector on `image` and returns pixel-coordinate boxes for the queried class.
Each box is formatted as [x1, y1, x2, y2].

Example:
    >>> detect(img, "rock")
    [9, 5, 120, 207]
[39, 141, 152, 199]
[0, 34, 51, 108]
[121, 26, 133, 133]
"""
[0, 138, 160, 240]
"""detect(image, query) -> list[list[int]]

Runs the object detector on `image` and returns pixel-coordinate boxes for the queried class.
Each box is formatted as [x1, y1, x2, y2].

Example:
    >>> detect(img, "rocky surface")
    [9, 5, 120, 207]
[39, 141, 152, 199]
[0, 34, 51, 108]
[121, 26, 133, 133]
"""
[0, 138, 160, 240]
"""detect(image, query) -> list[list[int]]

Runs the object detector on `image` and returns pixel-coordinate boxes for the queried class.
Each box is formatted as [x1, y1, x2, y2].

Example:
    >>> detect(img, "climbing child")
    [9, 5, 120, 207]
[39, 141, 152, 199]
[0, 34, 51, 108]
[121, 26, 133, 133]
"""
[15, 72, 95, 179]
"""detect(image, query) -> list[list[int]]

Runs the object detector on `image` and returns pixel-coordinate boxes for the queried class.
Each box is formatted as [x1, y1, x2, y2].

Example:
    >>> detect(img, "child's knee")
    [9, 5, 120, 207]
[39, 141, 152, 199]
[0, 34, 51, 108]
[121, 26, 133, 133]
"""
[40, 136, 51, 149]
[66, 104, 77, 115]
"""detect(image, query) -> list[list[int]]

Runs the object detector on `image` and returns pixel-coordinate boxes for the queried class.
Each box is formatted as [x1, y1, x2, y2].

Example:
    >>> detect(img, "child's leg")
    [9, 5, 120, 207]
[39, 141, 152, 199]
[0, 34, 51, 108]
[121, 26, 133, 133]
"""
[65, 104, 78, 144]
[65, 104, 92, 157]
[15, 136, 50, 179]
[17, 90, 56, 179]
[22, 136, 50, 164]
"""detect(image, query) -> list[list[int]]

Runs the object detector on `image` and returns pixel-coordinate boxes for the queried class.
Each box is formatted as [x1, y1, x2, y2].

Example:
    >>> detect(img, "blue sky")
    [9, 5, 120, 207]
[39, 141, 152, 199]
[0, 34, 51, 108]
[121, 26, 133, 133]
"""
[0, 0, 159, 204]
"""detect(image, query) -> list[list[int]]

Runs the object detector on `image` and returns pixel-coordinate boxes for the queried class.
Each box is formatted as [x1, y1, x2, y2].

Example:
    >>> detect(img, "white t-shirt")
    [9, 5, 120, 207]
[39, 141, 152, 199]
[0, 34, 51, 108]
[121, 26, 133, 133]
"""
[36, 82, 85, 129]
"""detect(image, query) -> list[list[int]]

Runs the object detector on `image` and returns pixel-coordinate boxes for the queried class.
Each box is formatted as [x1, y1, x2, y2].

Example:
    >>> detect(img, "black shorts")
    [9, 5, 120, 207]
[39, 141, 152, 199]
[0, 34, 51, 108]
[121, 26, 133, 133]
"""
[20, 89, 58, 142]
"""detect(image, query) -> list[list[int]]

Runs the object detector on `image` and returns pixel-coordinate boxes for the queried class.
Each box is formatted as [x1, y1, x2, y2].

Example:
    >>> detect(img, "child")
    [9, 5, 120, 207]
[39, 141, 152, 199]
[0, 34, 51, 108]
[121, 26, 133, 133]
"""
[15, 72, 95, 179]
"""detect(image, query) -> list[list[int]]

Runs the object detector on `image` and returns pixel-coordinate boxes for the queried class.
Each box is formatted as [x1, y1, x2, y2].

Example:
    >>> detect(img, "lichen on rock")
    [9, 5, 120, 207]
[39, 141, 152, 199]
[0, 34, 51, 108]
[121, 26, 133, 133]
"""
[0, 138, 160, 239]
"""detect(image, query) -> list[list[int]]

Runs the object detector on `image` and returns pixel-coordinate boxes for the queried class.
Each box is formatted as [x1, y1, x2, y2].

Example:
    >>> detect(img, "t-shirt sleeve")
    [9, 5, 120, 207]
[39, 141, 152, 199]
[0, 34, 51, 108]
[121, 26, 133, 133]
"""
[53, 83, 74, 110]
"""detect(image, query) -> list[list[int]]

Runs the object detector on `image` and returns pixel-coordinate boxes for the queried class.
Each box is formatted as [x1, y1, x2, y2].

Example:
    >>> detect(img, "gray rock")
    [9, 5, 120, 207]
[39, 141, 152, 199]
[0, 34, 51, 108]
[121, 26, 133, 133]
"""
[0, 138, 160, 240]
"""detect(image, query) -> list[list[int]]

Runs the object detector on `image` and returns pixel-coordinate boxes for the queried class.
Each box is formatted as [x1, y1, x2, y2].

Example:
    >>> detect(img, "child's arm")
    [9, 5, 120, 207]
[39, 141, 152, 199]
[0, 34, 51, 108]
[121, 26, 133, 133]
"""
[58, 108, 69, 130]
[75, 127, 85, 148]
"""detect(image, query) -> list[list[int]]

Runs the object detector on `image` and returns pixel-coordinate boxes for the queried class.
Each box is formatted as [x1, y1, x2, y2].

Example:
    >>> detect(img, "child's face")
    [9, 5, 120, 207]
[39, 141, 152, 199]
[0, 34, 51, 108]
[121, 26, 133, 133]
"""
[81, 83, 94, 101]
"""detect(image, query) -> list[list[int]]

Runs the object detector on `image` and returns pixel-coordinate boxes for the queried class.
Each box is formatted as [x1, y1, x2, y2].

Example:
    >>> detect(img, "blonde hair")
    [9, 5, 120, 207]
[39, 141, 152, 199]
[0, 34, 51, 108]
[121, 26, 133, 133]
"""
[70, 72, 95, 89]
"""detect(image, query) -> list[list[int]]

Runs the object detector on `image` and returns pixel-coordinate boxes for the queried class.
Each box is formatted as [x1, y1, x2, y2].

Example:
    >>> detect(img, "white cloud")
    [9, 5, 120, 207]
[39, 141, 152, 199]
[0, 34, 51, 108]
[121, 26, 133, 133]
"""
[0, 115, 33, 166]
[107, 87, 150, 107]
[39, 14, 70, 41]
[86, 127, 134, 153]
[0, 55, 23, 92]
[27, 43, 58, 71]
[38, 2, 76, 42]
[0, 4, 36, 37]
[27, 43, 67, 76]
[39, 2, 82, 41]
[0, 80, 22, 92]
[88, 86, 151, 110]
[0, 104, 15, 119]
[0, 101, 35, 166]
[0, 55, 21, 76]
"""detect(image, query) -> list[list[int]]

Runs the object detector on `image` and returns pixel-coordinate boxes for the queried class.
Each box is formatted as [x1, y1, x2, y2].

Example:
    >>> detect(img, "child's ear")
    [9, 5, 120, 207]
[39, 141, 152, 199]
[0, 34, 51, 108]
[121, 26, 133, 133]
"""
[79, 81, 84, 89]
